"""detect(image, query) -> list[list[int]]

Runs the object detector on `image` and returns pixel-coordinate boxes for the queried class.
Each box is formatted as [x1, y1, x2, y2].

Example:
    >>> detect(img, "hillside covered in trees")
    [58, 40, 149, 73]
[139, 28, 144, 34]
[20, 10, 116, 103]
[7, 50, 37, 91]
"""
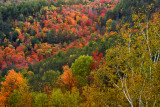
[0, 0, 160, 106]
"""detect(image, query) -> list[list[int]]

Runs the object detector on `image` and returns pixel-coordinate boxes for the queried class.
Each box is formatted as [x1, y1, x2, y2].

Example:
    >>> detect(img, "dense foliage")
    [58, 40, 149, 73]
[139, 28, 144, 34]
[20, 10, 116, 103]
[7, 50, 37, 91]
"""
[0, 0, 160, 106]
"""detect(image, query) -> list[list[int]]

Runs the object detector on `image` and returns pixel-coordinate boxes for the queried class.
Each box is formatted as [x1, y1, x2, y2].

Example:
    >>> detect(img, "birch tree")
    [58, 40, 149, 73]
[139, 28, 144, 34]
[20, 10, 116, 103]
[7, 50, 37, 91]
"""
[96, 9, 160, 107]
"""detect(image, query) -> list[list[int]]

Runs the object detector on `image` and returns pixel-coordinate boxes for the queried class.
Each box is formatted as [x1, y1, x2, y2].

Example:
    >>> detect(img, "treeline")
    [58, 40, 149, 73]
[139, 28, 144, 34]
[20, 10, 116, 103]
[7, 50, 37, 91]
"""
[104, 0, 159, 25]
[0, 0, 90, 21]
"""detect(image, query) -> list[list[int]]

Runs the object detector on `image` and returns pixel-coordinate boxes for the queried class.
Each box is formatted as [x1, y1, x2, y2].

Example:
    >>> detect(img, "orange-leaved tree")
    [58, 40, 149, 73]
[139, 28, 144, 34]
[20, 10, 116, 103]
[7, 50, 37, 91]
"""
[0, 69, 27, 106]
[60, 65, 74, 93]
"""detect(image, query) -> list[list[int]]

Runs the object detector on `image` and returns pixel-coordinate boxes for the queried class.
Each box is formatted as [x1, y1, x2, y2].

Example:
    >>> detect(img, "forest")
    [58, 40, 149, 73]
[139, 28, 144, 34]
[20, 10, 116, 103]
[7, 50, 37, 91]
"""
[0, 0, 160, 106]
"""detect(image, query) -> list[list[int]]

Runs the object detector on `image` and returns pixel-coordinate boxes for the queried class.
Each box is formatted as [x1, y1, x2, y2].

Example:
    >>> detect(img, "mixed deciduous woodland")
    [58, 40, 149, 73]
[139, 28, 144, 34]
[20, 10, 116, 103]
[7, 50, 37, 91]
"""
[0, 0, 160, 106]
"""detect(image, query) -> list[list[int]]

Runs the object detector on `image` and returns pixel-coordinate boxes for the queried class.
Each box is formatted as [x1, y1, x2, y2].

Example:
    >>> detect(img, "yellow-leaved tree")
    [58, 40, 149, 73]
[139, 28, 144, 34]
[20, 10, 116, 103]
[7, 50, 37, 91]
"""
[94, 9, 160, 106]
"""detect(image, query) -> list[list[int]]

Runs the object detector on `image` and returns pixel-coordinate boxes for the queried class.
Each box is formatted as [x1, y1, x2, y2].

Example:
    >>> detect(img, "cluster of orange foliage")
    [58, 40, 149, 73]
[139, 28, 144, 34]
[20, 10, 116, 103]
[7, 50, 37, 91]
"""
[0, 69, 26, 106]
[60, 65, 75, 92]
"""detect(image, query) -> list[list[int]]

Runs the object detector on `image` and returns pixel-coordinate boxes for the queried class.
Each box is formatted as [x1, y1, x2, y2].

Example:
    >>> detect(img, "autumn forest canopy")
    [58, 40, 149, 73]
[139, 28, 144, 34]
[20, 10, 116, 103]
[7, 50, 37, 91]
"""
[0, 0, 160, 106]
